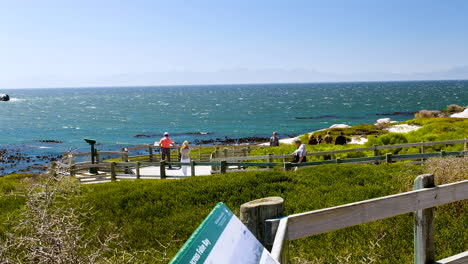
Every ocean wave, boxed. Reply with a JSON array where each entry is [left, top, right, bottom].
[[8, 98, 26, 102]]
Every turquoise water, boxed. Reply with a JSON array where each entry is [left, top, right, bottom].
[[1, 80, 467, 156]]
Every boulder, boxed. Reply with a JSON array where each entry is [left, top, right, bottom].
[[0, 94, 9, 101], [329, 124, 350, 129]]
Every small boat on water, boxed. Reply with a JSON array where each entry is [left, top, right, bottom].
[[0, 94, 10, 101]]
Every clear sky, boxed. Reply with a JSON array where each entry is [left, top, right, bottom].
[[1, 0, 468, 88]]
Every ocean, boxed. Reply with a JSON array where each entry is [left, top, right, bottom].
[[1, 80, 467, 174]]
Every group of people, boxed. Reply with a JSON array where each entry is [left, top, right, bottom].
[[308, 131, 347, 146], [155, 130, 349, 176], [269, 131, 348, 164]]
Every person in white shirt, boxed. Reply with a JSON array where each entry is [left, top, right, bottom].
[[292, 139, 307, 163]]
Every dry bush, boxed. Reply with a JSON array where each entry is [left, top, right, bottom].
[[446, 104, 465, 113], [415, 110, 442, 119], [0, 164, 169, 264], [424, 156, 468, 185]]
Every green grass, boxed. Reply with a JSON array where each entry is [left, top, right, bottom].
[[3, 164, 466, 263]]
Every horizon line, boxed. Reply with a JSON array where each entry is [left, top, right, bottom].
[[2, 78, 468, 90]]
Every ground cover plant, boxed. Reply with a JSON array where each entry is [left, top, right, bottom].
[[1, 158, 466, 263]]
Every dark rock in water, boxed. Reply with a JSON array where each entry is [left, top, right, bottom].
[[192, 136, 271, 145], [0, 94, 9, 101], [34, 139, 64, 143], [295, 115, 340, 120], [376, 111, 416, 116], [134, 134, 157, 138]]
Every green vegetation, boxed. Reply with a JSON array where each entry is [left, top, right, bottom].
[[1, 160, 466, 263], [249, 117, 468, 160]]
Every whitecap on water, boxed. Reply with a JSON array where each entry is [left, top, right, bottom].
[[8, 98, 26, 102]]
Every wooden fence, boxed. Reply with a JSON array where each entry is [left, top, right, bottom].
[[242, 174, 468, 263], [211, 138, 468, 162], [67, 149, 467, 182], [65, 138, 467, 180]]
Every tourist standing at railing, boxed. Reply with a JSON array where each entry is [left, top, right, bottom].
[[270, 132, 279, 146], [157, 132, 174, 169], [180, 141, 191, 176]]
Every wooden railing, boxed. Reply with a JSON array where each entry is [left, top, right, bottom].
[[67, 150, 467, 181], [64, 138, 467, 180], [247, 174, 468, 263], [211, 138, 468, 162]]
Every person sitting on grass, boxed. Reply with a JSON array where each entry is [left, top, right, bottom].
[[335, 132, 347, 145], [308, 134, 318, 145], [292, 139, 307, 163], [317, 134, 323, 144], [324, 131, 333, 144]]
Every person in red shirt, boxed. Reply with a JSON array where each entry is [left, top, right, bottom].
[[158, 132, 174, 169]]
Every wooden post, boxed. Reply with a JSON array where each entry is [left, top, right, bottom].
[[220, 160, 227, 174], [240, 197, 284, 247], [190, 161, 196, 176], [121, 148, 129, 174], [464, 137, 468, 152], [243, 148, 248, 157], [268, 153, 274, 168], [336, 158, 341, 164], [420, 141, 425, 163], [224, 148, 229, 159], [136, 162, 141, 179], [414, 174, 435, 264], [160, 160, 166, 179], [95, 151, 100, 164], [148, 145, 154, 162], [373, 145, 379, 156], [386, 153, 393, 163], [284, 162, 292, 171], [373, 145, 379, 164], [440, 150, 446, 157], [69, 154, 76, 177], [110, 162, 116, 182], [330, 153, 336, 160]]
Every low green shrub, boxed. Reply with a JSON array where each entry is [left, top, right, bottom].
[[1, 163, 466, 263]]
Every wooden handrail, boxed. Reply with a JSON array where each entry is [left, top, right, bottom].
[[211, 139, 468, 162], [267, 180, 468, 241]]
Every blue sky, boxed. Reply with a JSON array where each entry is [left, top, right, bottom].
[[1, 0, 468, 88]]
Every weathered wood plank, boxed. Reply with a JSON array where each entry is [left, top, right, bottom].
[[98, 151, 127, 155], [282, 180, 468, 240], [414, 174, 435, 264], [435, 251, 468, 264], [271, 217, 289, 263], [376, 139, 467, 150]]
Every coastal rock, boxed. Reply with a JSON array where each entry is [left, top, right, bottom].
[[451, 108, 468, 118], [385, 124, 421, 133], [376, 118, 391, 124], [0, 94, 9, 101], [329, 124, 350, 129]]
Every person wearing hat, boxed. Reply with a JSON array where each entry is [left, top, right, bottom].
[[158, 132, 174, 169]]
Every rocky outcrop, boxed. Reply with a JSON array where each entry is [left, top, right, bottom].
[[0, 94, 9, 101]]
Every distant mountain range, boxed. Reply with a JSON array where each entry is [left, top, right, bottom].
[[2, 66, 468, 88]]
